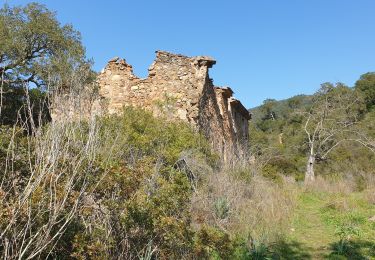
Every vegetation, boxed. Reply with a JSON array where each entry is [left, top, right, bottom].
[[250, 82, 375, 183], [0, 2, 92, 126], [287, 177, 375, 259], [1, 2, 375, 259], [247, 76, 375, 259]]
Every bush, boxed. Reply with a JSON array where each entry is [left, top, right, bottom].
[[331, 213, 362, 256], [69, 107, 216, 259], [214, 197, 230, 220], [194, 226, 233, 259], [0, 105, 216, 259]]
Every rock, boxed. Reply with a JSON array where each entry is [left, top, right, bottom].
[[177, 108, 187, 120], [109, 56, 119, 62], [111, 75, 122, 81]]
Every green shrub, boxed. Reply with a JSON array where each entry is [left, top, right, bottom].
[[214, 197, 230, 220], [70, 107, 216, 259], [331, 213, 362, 256], [194, 226, 233, 259]]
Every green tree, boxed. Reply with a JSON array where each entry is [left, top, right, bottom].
[[355, 72, 375, 110], [261, 98, 277, 121], [0, 2, 91, 125]]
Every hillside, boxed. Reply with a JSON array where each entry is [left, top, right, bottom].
[[248, 84, 375, 180], [249, 94, 313, 124]]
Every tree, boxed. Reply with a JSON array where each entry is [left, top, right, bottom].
[[302, 83, 365, 182], [0, 2, 91, 125], [355, 72, 375, 110], [261, 98, 277, 121]]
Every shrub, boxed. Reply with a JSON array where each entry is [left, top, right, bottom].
[[331, 213, 362, 256], [194, 226, 233, 259], [70, 107, 215, 259], [214, 197, 230, 220], [0, 104, 216, 259]]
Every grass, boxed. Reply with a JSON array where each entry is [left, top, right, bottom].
[[192, 170, 375, 259], [278, 188, 375, 259]]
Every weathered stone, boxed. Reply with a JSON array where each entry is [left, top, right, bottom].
[[176, 108, 187, 120], [111, 75, 122, 81], [97, 51, 251, 162], [109, 56, 119, 62], [53, 50, 251, 163]]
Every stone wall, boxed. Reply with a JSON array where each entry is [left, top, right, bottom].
[[92, 51, 250, 162]]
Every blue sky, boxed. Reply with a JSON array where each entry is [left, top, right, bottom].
[[4, 0, 375, 107]]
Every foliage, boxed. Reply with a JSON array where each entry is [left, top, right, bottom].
[[250, 80, 375, 182], [355, 72, 375, 110], [0, 2, 93, 126], [248, 238, 272, 260], [194, 226, 233, 259], [0, 119, 102, 258], [302, 83, 365, 181], [332, 215, 361, 255], [214, 197, 230, 220], [0, 106, 216, 259], [0, 2, 87, 87], [68, 107, 216, 259]]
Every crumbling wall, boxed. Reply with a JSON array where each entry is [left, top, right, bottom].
[[211, 87, 251, 162], [96, 51, 251, 162], [97, 51, 216, 124]]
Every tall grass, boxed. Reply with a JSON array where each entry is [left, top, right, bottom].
[[191, 164, 297, 247], [0, 68, 107, 259]]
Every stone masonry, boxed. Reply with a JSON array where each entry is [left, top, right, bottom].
[[96, 51, 251, 162]]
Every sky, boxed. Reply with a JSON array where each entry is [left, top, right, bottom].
[[3, 0, 375, 108]]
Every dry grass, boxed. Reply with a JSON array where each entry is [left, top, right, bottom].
[[363, 174, 375, 205], [364, 189, 375, 205], [304, 175, 355, 195], [303, 176, 357, 214], [0, 69, 109, 259], [303, 173, 375, 208], [191, 165, 297, 244], [191, 164, 375, 250]]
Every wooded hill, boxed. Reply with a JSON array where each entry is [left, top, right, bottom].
[[249, 79, 375, 182]]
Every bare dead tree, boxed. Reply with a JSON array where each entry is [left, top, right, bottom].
[[302, 83, 365, 182]]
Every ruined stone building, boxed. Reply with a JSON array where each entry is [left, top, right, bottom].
[[96, 51, 251, 162]]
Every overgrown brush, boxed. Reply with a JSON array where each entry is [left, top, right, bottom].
[[191, 164, 297, 257], [0, 97, 102, 258]]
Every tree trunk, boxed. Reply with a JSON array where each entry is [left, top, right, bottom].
[[305, 154, 315, 182]]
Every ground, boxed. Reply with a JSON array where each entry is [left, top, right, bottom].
[[276, 189, 375, 259]]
